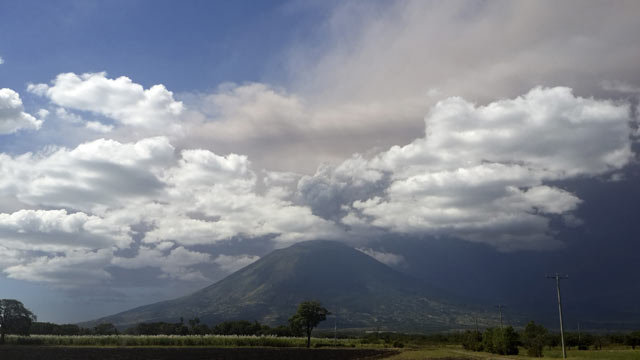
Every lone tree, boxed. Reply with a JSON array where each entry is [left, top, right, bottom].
[[289, 301, 330, 348], [0, 299, 37, 344]]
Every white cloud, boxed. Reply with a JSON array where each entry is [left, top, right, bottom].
[[0, 137, 175, 213], [357, 248, 405, 266], [213, 254, 260, 273], [4, 249, 113, 286], [0, 85, 633, 286], [182, 82, 430, 173], [0, 56, 4, 65], [143, 147, 342, 246], [85, 121, 114, 133], [0, 136, 343, 285], [28, 72, 183, 131], [112, 245, 210, 281], [0, 88, 43, 134], [0, 209, 131, 252], [332, 87, 632, 251]]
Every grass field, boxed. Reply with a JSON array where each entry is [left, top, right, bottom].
[[0, 346, 397, 360], [385, 345, 640, 359], [4, 334, 368, 348], [4, 335, 639, 359]]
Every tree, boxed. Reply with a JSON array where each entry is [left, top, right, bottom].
[[0, 299, 37, 344], [94, 323, 118, 335], [522, 321, 548, 357], [625, 331, 640, 350], [461, 330, 483, 351], [482, 326, 519, 355], [289, 301, 330, 348]]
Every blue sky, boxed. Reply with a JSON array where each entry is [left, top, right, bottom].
[[0, 0, 332, 92], [1, 0, 640, 326]]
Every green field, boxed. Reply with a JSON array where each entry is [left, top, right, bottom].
[[4, 335, 640, 359], [386, 345, 640, 360], [4, 334, 367, 348]]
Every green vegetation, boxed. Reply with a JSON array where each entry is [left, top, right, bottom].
[[3, 296, 640, 360], [0, 299, 36, 344], [288, 300, 330, 348], [521, 321, 548, 357], [3, 334, 364, 348], [482, 326, 519, 355]]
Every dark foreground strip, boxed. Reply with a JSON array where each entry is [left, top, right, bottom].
[[0, 346, 398, 360]]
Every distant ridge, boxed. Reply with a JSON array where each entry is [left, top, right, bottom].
[[85, 240, 496, 331]]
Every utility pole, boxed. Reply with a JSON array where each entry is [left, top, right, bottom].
[[496, 304, 505, 330], [577, 322, 581, 350], [547, 273, 569, 359], [334, 315, 337, 347]]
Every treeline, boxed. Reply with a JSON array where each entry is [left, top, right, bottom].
[[461, 321, 640, 357], [125, 319, 296, 337], [28, 319, 640, 354], [30, 319, 298, 337]]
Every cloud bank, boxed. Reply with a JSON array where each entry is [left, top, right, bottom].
[[2, 1, 640, 290], [0, 84, 634, 287]]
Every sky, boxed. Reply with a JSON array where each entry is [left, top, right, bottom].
[[1, 0, 640, 325]]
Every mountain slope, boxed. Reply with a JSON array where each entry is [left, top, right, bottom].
[[87, 240, 495, 331]]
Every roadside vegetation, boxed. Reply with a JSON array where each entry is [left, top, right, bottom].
[[2, 298, 640, 360]]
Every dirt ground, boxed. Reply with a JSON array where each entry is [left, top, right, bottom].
[[0, 346, 398, 360]]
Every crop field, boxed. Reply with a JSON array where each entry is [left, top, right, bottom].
[[4, 334, 368, 347], [384, 345, 640, 360], [3, 335, 640, 359], [0, 346, 397, 360]]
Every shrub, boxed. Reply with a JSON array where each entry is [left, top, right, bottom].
[[522, 321, 547, 357], [482, 327, 519, 355], [462, 330, 483, 351]]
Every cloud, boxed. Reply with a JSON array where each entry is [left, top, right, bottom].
[[112, 245, 211, 281], [0, 137, 174, 213], [0, 209, 131, 251], [292, 1, 640, 104], [0, 136, 343, 286], [85, 121, 114, 133], [213, 254, 260, 273], [181, 82, 430, 172], [323, 87, 633, 251], [142, 147, 342, 246], [357, 248, 405, 266], [28, 72, 183, 131], [4, 249, 113, 286], [0, 56, 4, 65], [0, 88, 43, 134]]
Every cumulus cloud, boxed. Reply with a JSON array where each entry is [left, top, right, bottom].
[[112, 245, 211, 281], [142, 147, 342, 246], [0, 88, 43, 134], [213, 254, 260, 273], [0, 136, 343, 286], [326, 87, 633, 251], [28, 72, 183, 131], [0, 136, 174, 213], [0, 209, 131, 252], [4, 249, 113, 286], [0, 56, 3, 64]]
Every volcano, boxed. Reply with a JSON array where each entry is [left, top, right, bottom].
[[87, 240, 495, 331]]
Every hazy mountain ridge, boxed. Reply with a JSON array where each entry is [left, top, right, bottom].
[[85, 240, 499, 331]]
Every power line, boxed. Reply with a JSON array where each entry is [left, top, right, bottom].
[[547, 273, 569, 359]]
